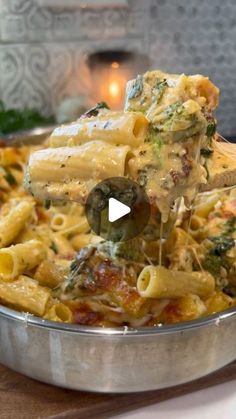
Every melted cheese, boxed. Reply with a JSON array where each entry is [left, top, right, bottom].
[[125, 69, 219, 222]]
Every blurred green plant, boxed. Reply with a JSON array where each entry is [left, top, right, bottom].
[[0, 101, 55, 135]]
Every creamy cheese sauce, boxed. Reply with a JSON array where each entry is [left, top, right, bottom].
[[125, 69, 219, 223]]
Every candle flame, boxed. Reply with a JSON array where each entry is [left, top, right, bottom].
[[108, 80, 120, 98]]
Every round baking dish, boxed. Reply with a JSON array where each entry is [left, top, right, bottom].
[[0, 305, 235, 393]]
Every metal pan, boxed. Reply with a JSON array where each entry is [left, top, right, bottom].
[[0, 305, 235, 393]]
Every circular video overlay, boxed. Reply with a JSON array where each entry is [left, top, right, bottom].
[[85, 177, 150, 242]]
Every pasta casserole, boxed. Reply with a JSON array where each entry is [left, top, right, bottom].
[[0, 69, 235, 327]]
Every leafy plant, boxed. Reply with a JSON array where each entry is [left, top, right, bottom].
[[0, 101, 55, 135]]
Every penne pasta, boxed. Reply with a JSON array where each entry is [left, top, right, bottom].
[[15, 224, 53, 247], [0, 240, 47, 280], [50, 213, 89, 237], [34, 259, 69, 288], [0, 67, 234, 329], [194, 193, 220, 218], [0, 275, 50, 316], [50, 111, 148, 148], [50, 213, 82, 231], [205, 291, 234, 315], [44, 303, 73, 323], [137, 265, 215, 299], [160, 294, 207, 323], [70, 233, 102, 250], [25, 142, 131, 202], [51, 234, 75, 257], [164, 228, 197, 253], [0, 147, 21, 167], [0, 200, 35, 248]]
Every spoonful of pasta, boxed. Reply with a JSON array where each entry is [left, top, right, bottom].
[[24, 69, 236, 230]]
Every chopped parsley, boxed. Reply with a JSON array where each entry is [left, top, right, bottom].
[[206, 121, 216, 137], [209, 236, 234, 256], [44, 200, 51, 209], [50, 241, 58, 254], [153, 79, 168, 103], [145, 126, 159, 142], [153, 137, 162, 159], [202, 253, 230, 278], [70, 259, 79, 274], [164, 101, 183, 118], [200, 148, 213, 158], [127, 75, 143, 100], [224, 216, 236, 235], [4, 170, 17, 186]]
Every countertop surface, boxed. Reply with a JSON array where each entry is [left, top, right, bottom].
[[116, 379, 236, 419], [0, 362, 235, 419]]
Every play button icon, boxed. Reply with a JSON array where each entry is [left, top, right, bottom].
[[108, 198, 131, 222], [85, 177, 150, 241]]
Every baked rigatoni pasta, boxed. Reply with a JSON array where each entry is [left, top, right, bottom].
[[25, 69, 236, 224], [0, 200, 35, 248], [34, 259, 69, 288], [0, 141, 235, 326], [0, 240, 46, 280], [50, 111, 148, 147], [0, 275, 50, 316], [70, 233, 102, 250], [25, 142, 131, 202], [44, 303, 73, 323], [0, 68, 235, 329], [137, 265, 215, 299], [0, 147, 21, 167]]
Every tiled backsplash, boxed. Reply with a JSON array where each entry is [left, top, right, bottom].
[[0, 0, 235, 136]]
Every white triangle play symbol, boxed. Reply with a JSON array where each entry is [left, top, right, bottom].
[[108, 197, 131, 223]]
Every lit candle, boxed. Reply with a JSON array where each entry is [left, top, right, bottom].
[[88, 51, 149, 110]]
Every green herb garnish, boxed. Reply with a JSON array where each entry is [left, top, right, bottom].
[[224, 216, 236, 235], [113, 241, 144, 262], [209, 236, 234, 256], [70, 259, 79, 273], [153, 137, 162, 159], [200, 148, 213, 158], [153, 79, 168, 103], [82, 102, 110, 118], [165, 101, 183, 117], [202, 254, 230, 278], [44, 200, 51, 209], [4, 170, 17, 186], [128, 75, 143, 100], [206, 121, 216, 137], [50, 241, 58, 254]]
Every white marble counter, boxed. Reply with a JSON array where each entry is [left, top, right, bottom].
[[116, 379, 236, 419]]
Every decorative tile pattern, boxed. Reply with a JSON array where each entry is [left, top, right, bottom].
[[0, 0, 235, 136], [149, 0, 236, 136], [0, 0, 146, 42], [0, 38, 146, 115]]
